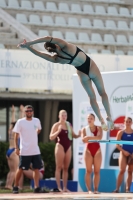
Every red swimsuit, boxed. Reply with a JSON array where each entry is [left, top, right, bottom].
[[56, 129, 71, 153], [87, 126, 100, 157]]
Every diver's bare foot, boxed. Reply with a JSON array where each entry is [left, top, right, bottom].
[[100, 118, 108, 131], [100, 119, 108, 131], [106, 117, 114, 130], [88, 191, 93, 194]]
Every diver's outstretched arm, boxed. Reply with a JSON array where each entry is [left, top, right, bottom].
[[18, 36, 68, 49], [26, 46, 57, 63]]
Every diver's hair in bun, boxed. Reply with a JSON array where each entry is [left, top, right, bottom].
[[44, 42, 56, 49]]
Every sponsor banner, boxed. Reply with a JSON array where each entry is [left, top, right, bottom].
[[0, 49, 75, 93], [0, 49, 133, 92], [105, 116, 125, 169], [90, 54, 133, 72], [73, 71, 133, 188]]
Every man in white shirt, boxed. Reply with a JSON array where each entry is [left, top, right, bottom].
[[12, 105, 46, 193]]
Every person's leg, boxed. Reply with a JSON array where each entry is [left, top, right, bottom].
[[77, 71, 104, 124], [18, 169, 33, 189], [114, 152, 127, 192], [55, 144, 65, 191], [39, 172, 43, 180], [23, 169, 34, 179], [5, 159, 12, 189], [32, 154, 43, 189], [62, 147, 71, 192], [89, 60, 114, 129], [18, 173, 24, 190], [19, 169, 43, 189], [5, 152, 19, 189], [14, 156, 31, 188], [126, 165, 133, 192], [93, 150, 102, 193], [5, 174, 11, 189], [84, 150, 93, 193], [14, 168, 23, 187], [33, 169, 40, 188]]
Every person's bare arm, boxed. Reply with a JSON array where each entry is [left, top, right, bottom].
[[87, 126, 103, 141], [14, 133, 20, 155], [49, 123, 61, 141], [18, 36, 68, 49], [82, 126, 102, 143], [72, 128, 81, 139], [116, 130, 130, 156], [37, 129, 41, 134], [11, 105, 15, 122], [19, 105, 25, 118], [9, 105, 16, 132], [116, 130, 124, 152], [95, 126, 103, 140], [26, 46, 58, 63], [81, 128, 87, 143]]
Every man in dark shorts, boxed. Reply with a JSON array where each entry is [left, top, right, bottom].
[[12, 105, 47, 193]]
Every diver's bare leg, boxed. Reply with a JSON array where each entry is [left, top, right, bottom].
[[89, 60, 114, 130], [77, 71, 108, 131]]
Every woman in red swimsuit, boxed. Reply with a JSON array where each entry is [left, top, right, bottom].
[[82, 113, 103, 194], [49, 110, 81, 192]]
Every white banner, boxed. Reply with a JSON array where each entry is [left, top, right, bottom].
[[0, 49, 75, 93], [90, 54, 133, 72], [0, 49, 133, 93]]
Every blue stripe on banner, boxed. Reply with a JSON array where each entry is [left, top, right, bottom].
[[0, 74, 21, 77], [89, 140, 133, 145], [127, 68, 133, 70]]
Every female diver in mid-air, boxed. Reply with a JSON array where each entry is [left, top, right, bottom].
[[17, 37, 114, 131]]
